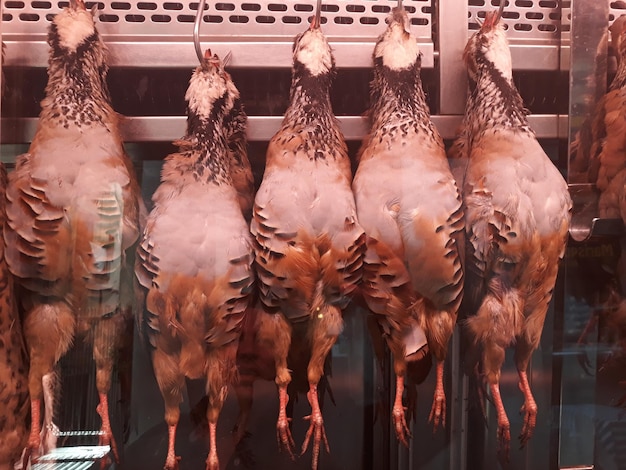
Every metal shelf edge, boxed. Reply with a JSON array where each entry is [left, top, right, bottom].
[[1, 114, 568, 144]]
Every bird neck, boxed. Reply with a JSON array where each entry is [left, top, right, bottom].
[[41, 46, 115, 129], [282, 69, 344, 159], [369, 60, 440, 142], [179, 113, 232, 185], [464, 65, 532, 138]]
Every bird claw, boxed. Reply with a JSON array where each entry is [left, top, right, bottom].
[[518, 401, 537, 448], [164, 454, 181, 470], [428, 392, 446, 433], [392, 405, 411, 447], [301, 412, 330, 470], [205, 449, 219, 470], [276, 416, 296, 459], [98, 428, 119, 466], [496, 422, 511, 462]]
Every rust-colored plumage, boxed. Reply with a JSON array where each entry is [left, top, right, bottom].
[[3, 0, 145, 464], [135, 50, 254, 470], [250, 15, 365, 470], [452, 6, 572, 458], [353, 6, 463, 444], [0, 164, 29, 469]]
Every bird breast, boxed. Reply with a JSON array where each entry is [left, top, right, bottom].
[[143, 182, 252, 288]]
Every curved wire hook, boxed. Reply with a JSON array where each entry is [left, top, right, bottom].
[[193, 0, 207, 64], [314, 0, 322, 28]]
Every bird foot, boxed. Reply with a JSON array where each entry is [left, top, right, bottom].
[[97, 404, 119, 465], [276, 416, 295, 459], [392, 404, 411, 447], [205, 449, 219, 470], [428, 391, 446, 433], [164, 454, 181, 470], [301, 410, 330, 470], [519, 400, 537, 447], [496, 422, 511, 462], [22, 428, 43, 468]]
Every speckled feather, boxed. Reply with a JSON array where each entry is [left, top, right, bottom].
[[353, 7, 463, 437], [454, 12, 571, 452], [0, 164, 29, 468], [3, 3, 146, 463], [250, 23, 365, 467], [134, 55, 254, 470]]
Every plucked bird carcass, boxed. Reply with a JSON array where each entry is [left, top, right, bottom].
[[450, 5, 572, 457], [3, 0, 145, 463], [0, 163, 30, 469], [250, 9, 365, 470], [134, 50, 255, 470], [353, 6, 463, 444]]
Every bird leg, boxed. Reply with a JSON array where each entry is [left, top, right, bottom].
[[302, 383, 330, 470], [489, 383, 510, 461], [277, 384, 295, 457], [428, 361, 446, 431], [392, 375, 411, 447], [97, 393, 119, 464], [517, 370, 537, 447], [205, 422, 219, 470], [41, 371, 59, 454], [22, 398, 42, 468], [164, 424, 180, 470]]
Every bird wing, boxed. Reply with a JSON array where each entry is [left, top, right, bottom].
[[137, 181, 254, 351], [252, 140, 364, 320]]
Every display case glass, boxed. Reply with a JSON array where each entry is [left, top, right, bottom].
[[1, 1, 625, 469]]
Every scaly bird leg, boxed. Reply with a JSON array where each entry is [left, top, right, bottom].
[[205, 422, 219, 470], [517, 370, 537, 447], [428, 361, 446, 431], [393, 375, 411, 447], [490, 383, 510, 461], [22, 398, 42, 468], [277, 384, 295, 458], [302, 383, 330, 470], [40, 372, 59, 454], [165, 424, 180, 470], [97, 393, 119, 466]]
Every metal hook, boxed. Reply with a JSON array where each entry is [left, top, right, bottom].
[[398, 0, 403, 8], [193, 0, 207, 64], [314, 0, 322, 28]]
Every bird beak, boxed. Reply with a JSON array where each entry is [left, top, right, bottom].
[[69, 0, 86, 10], [310, 0, 322, 30], [482, 1, 505, 30]]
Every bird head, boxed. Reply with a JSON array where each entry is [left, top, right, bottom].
[[292, 14, 334, 77], [185, 49, 239, 121], [50, 0, 99, 54], [463, 3, 512, 83], [374, 6, 420, 71]]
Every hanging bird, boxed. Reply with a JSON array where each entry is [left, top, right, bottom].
[[225, 92, 255, 222], [587, 15, 626, 218], [353, 5, 463, 444], [0, 164, 30, 470], [135, 50, 255, 470], [452, 4, 572, 458], [3, 0, 145, 464], [250, 8, 365, 470]]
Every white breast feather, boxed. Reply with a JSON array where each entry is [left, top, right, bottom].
[[375, 23, 419, 71], [54, 9, 96, 52], [185, 69, 233, 118], [485, 27, 513, 81], [295, 29, 333, 76]]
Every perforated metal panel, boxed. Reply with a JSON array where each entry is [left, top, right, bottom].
[[468, 0, 561, 42], [1, 0, 432, 39]]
